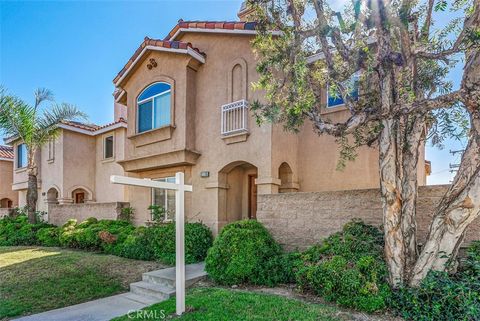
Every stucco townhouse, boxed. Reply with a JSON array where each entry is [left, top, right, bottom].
[[0, 145, 18, 215], [4, 106, 128, 215], [109, 4, 428, 233], [3, 3, 429, 233]]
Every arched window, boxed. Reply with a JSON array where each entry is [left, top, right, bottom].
[[137, 82, 171, 133]]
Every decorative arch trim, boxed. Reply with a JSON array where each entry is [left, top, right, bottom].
[[66, 185, 94, 201], [227, 58, 248, 102]]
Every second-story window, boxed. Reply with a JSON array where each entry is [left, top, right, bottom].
[[17, 143, 27, 169], [327, 73, 360, 108], [48, 139, 55, 161], [104, 135, 114, 159], [137, 82, 171, 133]]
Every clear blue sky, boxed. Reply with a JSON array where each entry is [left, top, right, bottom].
[[0, 0, 466, 184]]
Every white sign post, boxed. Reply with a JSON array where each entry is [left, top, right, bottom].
[[110, 172, 192, 316]]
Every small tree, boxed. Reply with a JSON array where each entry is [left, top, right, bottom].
[[0, 88, 86, 224], [250, 0, 480, 286]]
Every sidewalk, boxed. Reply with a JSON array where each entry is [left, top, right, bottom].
[[13, 292, 157, 321]]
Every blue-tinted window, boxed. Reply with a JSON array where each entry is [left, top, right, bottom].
[[137, 83, 171, 133], [327, 74, 359, 108], [17, 144, 27, 168]]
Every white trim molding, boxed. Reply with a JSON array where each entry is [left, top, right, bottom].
[[168, 28, 282, 41], [114, 45, 205, 87]]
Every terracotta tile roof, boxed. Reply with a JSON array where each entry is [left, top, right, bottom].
[[165, 20, 258, 40], [96, 118, 127, 131], [60, 120, 100, 131], [60, 118, 127, 133], [0, 145, 14, 159], [113, 37, 205, 84]]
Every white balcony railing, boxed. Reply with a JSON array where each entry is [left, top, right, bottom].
[[221, 99, 249, 136]]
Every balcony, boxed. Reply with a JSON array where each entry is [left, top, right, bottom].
[[221, 100, 249, 136]]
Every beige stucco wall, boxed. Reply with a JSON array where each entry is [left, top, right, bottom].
[[48, 202, 130, 226], [10, 126, 127, 213], [0, 159, 18, 207], [115, 31, 428, 233], [257, 185, 478, 251], [94, 127, 127, 202]]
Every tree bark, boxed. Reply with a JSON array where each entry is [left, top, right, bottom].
[[400, 116, 424, 280], [410, 27, 480, 285], [380, 120, 406, 287], [26, 173, 38, 224], [26, 148, 38, 224]]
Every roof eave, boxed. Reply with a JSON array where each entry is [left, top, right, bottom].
[[114, 45, 205, 87], [168, 28, 282, 41]]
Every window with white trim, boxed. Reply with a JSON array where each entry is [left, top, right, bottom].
[[137, 82, 171, 133], [48, 139, 55, 161], [104, 135, 114, 159], [151, 177, 176, 221], [327, 73, 360, 108]]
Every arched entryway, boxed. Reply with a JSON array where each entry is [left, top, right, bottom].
[[46, 187, 59, 204], [72, 188, 88, 204], [278, 162, 298, 193], [218, 161, 258, 222], [0, 198, 12, 208]]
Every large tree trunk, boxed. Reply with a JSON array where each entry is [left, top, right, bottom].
[[410, 30, 480, 286], [26, 148, 38, 224], [380, 119, 405, 287], [400, 116, 425, 280], [26, 172, 38, 224]]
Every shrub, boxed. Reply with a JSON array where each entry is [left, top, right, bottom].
[[392, 241, 480, 321], [59, 218, 134, 251], [147, 222, 213, 264], [118, 207, 134, 223], [119, 227, 156, 260], [257, 251, 303, 286], [0, 215, 51, 246], [205, 220, 282, 286], [37, 227, 61, 247], [295, 220, 391, 312]]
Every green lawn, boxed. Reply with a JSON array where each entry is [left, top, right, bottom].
[[0, 246, 166, 320], [112, 287, 342, 321]]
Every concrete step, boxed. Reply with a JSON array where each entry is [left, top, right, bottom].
[[142, 262, 207, 288], [120, 292, 160, 305], [129, 281, 175, 300]]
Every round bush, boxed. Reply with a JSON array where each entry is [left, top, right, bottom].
[[119, 227, 156, 260], [205, 220, 282, 286], [295, 220, 391, 312], [37, 227, 61, 247], [150, 222, 213, 264], [0, 215, 51, 246]]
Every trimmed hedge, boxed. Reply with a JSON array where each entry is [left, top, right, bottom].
[[118, 223, 213, 264], [0, 215, 53, 246], [296, 220, 391, 312], [0, 215, 213, 265], [205, 220, 288, 286]]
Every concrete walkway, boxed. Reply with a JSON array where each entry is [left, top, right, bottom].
[[13, 293, 155, 321], [14, 262, 207, 321]]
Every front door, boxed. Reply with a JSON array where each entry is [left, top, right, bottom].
[[75, 192, 85, 204], [248, 174, 257, 219]]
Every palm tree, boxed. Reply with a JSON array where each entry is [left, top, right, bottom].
[[0, 87, 86, 223]]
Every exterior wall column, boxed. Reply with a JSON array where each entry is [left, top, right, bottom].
[[205, 180, 229, 235], [57, 198, 74, 205], [255, 177, 281, 195]]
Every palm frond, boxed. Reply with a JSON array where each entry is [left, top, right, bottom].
[[35, 103, 88, 145], [34, 88, 54, 109], [0, 90, 36, 144]]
